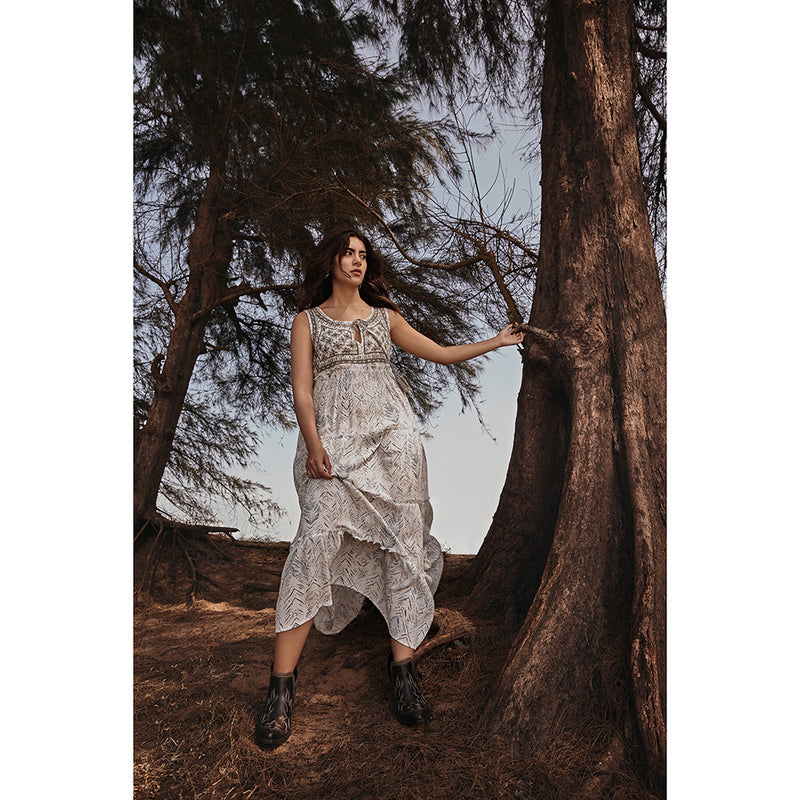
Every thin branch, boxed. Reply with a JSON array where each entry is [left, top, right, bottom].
[[463, 279, 497, 305], [429, 211, 486, 252], [230, 231, 270, 243], [461, 123, 489, 248], [637, 78, 667, 133], [479, 221, 540, 262], [191, 282, 301, 321], [484, 249, 523, 324], [134, 258, 179, 314], [635, 22, 666, 32], [336, 180, 484, 271], [636, 34, 666, 60]]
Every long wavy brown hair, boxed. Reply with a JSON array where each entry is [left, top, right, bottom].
[[296, 228, 401, 312]]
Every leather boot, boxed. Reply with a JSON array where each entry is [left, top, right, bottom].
[[254, 666, 297, 749], [387, 654, 432, 725]]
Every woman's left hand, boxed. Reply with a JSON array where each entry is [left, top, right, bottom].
[[494, 324, 525, 348]]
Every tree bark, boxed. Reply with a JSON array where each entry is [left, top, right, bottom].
[[461, 361, 569, 621], [465, 0, 666, 783], [134, 170, 233, 523]]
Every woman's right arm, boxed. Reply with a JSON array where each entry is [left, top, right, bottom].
[[290, 313, 332, 479]]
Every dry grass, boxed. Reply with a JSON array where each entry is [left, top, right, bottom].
[[134, 545, 660, 800]]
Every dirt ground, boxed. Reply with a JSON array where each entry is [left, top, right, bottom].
[[134, 537, 654, 799]]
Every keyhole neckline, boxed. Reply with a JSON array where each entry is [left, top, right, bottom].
[[314, 305, 376, 325]]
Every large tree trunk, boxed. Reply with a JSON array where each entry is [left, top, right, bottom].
[[134, 171, 232, 523], [464, 0, 666, 784]]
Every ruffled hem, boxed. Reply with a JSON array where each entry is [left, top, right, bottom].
[[275, 525, 443, 650]]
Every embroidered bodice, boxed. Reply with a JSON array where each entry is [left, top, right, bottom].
[[304, 305, 392, 375]]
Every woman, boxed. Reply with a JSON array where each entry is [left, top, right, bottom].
[[255, 228, 523, 748]]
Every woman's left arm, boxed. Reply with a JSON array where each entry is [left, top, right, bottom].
[[388, 310, 523, 364]]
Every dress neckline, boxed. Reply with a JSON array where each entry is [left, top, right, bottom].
[[314, 305, 376, 324]]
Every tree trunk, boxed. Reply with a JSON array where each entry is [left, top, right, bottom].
[[461, 363, 569, 621], [134, 171, 233, 523], [465, 0, 666, 783]]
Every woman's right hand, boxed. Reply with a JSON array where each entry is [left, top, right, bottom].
[[306, 443, 333, 479]]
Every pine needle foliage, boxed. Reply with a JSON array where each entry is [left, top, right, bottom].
[[134, 0, 498, 525], [134, 0, 664, 528], [369, 0, 666, 278]]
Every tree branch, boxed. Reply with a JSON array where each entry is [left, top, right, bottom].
[[190, 282, 300, 321], [339, 179, 536, 326], [336, 180, 484, 271], [134, 258, 179, 314], [230, 231, 269, 242], [635, 34, 666, 60], [511, 323, 572, 367], [636, 78, 666, 133], [479, 222, 540, 262], [485, 249, 523, 324]]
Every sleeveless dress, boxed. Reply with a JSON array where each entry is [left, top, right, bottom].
[[274, 305, 443, 650]]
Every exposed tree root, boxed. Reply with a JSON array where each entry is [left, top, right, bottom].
[[242, 580, 280, 594], [414, 629, 477, 664], [175, 534, 199, 607], [134, 520, 150, 545], [414, 607, 478, 665], [134, 512, 238, 606], [136, 519, 166, 601], [228, 538, 281, 550]]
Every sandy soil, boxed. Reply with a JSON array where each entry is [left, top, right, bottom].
[[134, 537, 651, 799]]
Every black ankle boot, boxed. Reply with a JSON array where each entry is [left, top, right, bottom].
[[387, 654, 432, 725], [255, 666, 298, 749]]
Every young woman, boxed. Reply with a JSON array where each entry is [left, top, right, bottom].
[[255, 228, 523, 748]]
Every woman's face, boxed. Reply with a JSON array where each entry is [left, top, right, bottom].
[[332, 236, 367, 287]]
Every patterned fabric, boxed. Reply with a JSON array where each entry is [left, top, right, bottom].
[[275, 305, 443, 649]]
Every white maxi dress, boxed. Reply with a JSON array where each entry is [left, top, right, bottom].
[[274, 305, 443, 649]]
